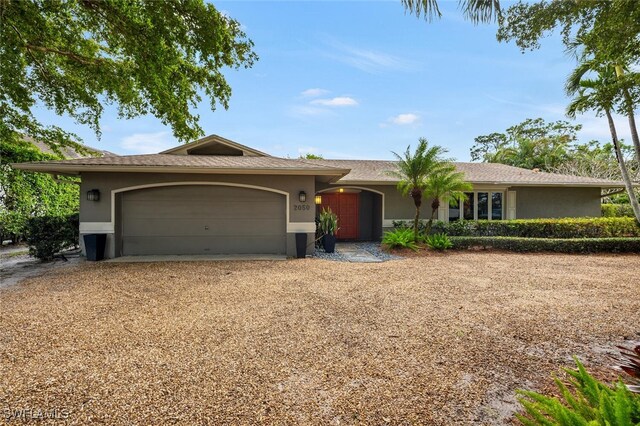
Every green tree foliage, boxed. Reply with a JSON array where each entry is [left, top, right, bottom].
[[401, 0, 501, 24], [496, 1, 640, 162], [470, 118, 581, 171], [300, 153, 324, 160], [0, 140, 79, 242], [0, 0, 257, 151], [423, 165, 472, 232], [564, 57, 640, 223], [389, 138, 451, 242]]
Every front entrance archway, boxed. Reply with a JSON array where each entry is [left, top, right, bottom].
[[316, 188, 383, 241]]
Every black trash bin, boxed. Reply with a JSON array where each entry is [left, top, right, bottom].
[[84, 233, 107, 261], [295, 232, 308, 259]]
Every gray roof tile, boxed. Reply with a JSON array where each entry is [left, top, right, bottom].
[[305, 159, 625, 186]]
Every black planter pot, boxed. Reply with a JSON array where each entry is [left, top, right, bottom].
[[295, 232, 308, 259], [84, 233, 107, 261], [323, 234, 336, 253]]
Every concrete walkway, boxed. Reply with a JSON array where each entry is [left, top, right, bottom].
[[106, 254, 287, 263], [335, 243, 383, 263]]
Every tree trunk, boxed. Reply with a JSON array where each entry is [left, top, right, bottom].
[[624, 96, 640, 162], [606, 108, 640, 224], [413, 205, 421, 242], [427, 198, 440, 235], [615, 65, 640, 162]]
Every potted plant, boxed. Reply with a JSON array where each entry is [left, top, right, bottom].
[[318, 207, 339, 253]]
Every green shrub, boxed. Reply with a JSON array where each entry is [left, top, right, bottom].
[[392, 219, 427, 233], [318, 207, 338, 236], [431, 217, 640, 238], [450, 236, 640, 253], [25, 213, 79, 261], [382, 228, 419, 251], [425, 233, 453, 251], [517, 358, 640, 425], [602, 203, 635, 218]]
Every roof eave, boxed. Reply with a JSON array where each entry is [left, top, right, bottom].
[[333, 179, 630, 188], [11, 163, 351, 177]]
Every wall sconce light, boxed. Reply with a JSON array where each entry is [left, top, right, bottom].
[[339, 188, 344, 193], [87, 189, 100, 202], [299, 191, 307, 202], [315, 195, 322, 205]]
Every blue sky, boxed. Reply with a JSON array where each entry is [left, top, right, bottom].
[[33, 1, 630, 161]]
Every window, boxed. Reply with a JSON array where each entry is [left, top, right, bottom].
[[449, 191, 504, 222], [463, 192, 475, 220], [449, 198, 460, 221], [492, 192, 503, 220], [477, 192, 489, 220]]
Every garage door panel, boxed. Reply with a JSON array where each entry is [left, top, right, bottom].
[[122, 200, 283, 220], [120, 185, 286, 255], [123, 218, 285, 237]]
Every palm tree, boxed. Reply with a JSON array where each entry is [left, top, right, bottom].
[[423, 165, 473, 233], [566, 38, 640, 164], [566, 62, 640, 223], [401, 0, 501, 24], [389, 138, 448, 241]]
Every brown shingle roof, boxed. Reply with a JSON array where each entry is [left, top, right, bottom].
[[13, 154, 349, 176], [305, 159, 626, 187]]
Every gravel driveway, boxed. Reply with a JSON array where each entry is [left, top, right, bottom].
[[1, 253, 638, 425]]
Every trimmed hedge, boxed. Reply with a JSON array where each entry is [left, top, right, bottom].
[[430, 217, 640, 238], [450, 236, 640, 253], [602, 203, 635, 218], [25, 213, 79, 261]]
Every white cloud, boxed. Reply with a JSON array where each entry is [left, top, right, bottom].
[[391, 113, 420, 125], [310, 96, 358, 107], [120, 131, 174, 154], [380, 113, 421, 128], [301, 88, 329, 98], [324, 38, 414, 74]]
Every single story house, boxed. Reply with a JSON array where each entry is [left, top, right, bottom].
[[13, 135, 625, 258]]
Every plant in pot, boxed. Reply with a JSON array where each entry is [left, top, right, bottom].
[[319, 207, 339, 253]]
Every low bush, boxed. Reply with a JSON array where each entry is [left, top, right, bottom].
[[382, 228, 419, 251], [392, 219, 427, 233], [430, 217, 640, 238], [450, 236, 640, 253], [602, 203, 635, 218], [425, 233, 453, 251], [517, 358, 640, 425], [25, 213, 79, 261]]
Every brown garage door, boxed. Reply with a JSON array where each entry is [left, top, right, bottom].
[[119, 185, 286, 256]]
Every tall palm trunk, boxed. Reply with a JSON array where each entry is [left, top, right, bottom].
[[606, 108, 640, 224], [428, 198, 439, 235], [614, 65, 640, 162], [411, 187, 422, 242], [413, 204, 421, 242]]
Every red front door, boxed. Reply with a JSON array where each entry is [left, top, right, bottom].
[[320, 193, 359, 240]]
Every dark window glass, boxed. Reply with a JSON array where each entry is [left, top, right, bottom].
[[463, 192, 474, 220], [492, 192, 503, 220], [449, 198, 460, 221], [477, 192, 488, 220]]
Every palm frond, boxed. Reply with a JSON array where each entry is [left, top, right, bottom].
[[400, 0, 442, 21], [401, 0, 500, 23]]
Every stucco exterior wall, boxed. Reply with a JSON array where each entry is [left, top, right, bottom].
[[79, 172, 316, 258], [512, 186, 601, 219]]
